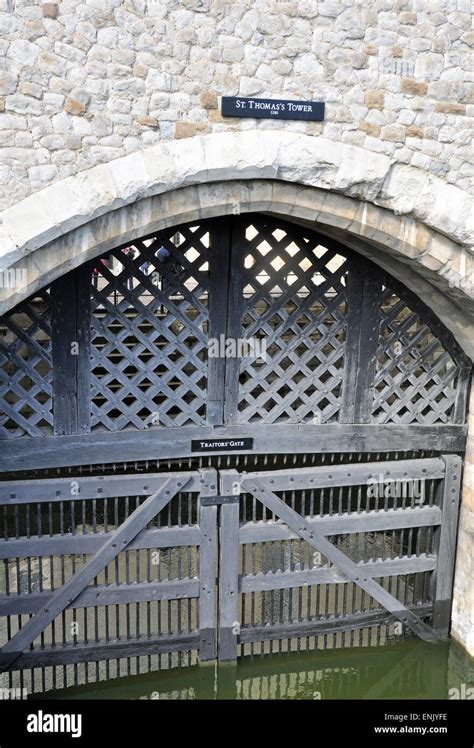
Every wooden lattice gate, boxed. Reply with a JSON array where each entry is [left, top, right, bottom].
[[217, 457, 461, 659], [0, 214, 470, 692]]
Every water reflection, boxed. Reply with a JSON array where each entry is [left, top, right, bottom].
[[45, 639, 473, 701]]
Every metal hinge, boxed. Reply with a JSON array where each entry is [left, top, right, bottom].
[[200, 494, 239, 506]]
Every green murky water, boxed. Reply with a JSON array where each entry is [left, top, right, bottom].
[[43, 639, 474, 701]]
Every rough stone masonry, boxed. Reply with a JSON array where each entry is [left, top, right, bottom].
[[0, 0, 473, 210]]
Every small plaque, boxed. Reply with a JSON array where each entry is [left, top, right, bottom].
[[191, 438, 254, 453], [221, 96, 325, 121]]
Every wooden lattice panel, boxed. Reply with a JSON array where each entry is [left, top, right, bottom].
[[0, 292, 53, 438], [90, 225, 210, 431], [236, 220, 348, 424], [372, 287, 460, 424], [0, 215, 469, 446]]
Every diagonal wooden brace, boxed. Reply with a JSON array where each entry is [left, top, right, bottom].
[[243, 478, 442, 643], [0, 476, 191, 672]]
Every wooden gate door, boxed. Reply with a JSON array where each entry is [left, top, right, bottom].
[[0, 469, 219, 675], [217, 456, 462, 660]]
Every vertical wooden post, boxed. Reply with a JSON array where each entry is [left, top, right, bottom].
[[51, 264, 91, 436], [340, 260, 382, 424], [218, 469, 240, 661], [198, 468, 218, 662], [431, 454, 463, 635], [215, 660, 238, 699], [76, 264, 92, 434], [223, 219, 246, 424], [453, 365, 471, 424], [207, 219, 232, 426]]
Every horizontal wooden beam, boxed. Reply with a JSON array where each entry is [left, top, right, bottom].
[[0, 578, 199, 616], [239, 457, 445, 491], [0, 524, 201, 560], [240, 555, 436, 593], [0, 470, 201, 505], [0, 632, 200, 671], [0, 423, 466, 473], [238, 604, 433, 644], [0, 458, 444, 506], [239, 505, 442, 544]]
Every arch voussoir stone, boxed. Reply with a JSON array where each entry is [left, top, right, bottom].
[[0, 167, 472, 362], [0, 130, 472, 266]]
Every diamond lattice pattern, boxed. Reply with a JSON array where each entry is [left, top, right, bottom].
[[236, 221, 348, 424], [0, 292, 53, 438], [0, 219, 467, 440], [90, 225, 210, 431], [371, 288, 459, 424]]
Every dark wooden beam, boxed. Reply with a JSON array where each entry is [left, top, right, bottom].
[[0, 423, 466, 473], [0, 578, 199, 616], [431, 454, 463, 636], [0, 633, 199, 671], [340, 258, 383, 423], [198, 468, 218, 661], [223, 218, 246, 423], [207, 218, 231, 426], [50, 264, 91, 436], [238, 604, 433, 645]]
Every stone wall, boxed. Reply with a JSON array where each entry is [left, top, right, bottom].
[[452, 390, 474, 656], [0, 0, 473, 210]]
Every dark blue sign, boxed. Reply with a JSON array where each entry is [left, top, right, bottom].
[[221, 96, 325, 121], [191, 438, 254, 452]]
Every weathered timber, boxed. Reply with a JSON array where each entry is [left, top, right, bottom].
[[242, 476, 443, 643], [238, 604, 433, 644], [218, 470, 240, 661], [239, 505, 441, 544], [0, 424, 466, 472], [0, 476, 189, 670], [431, 454, 463, 635], [198, 468, 218, 660], [0, 525, 200, 559], [240, 555, 436, 592], [0, 578, 199, 616]]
